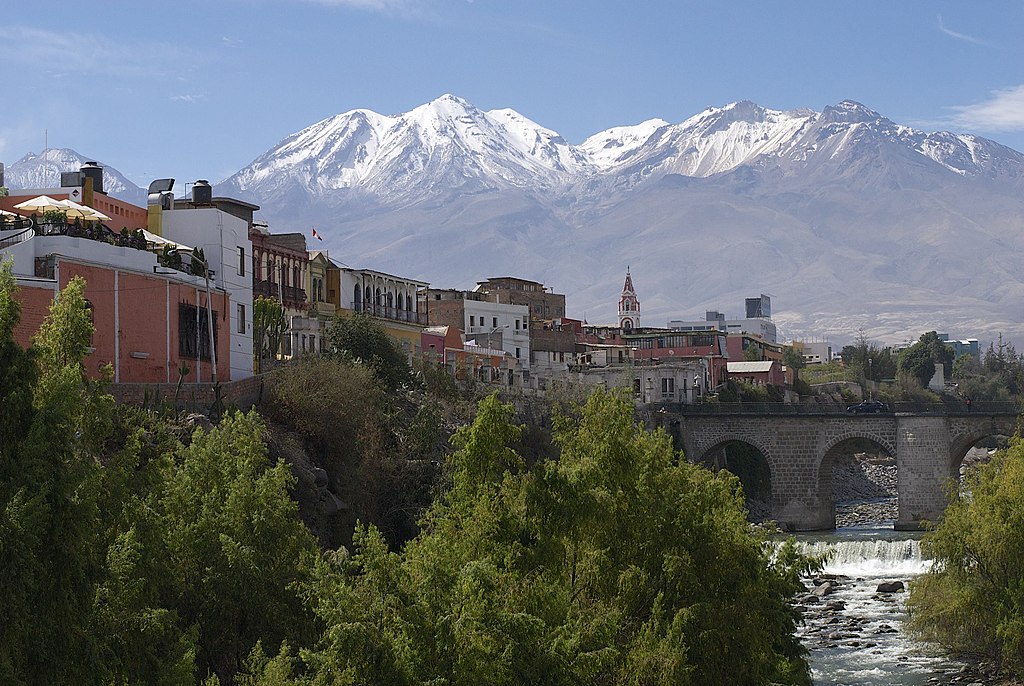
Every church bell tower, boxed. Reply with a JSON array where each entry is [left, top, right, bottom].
[[618, 267, 640, 331]]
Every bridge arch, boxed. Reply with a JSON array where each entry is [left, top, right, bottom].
[[697, 438, 774, 519], [816, 432, 898, 528], [947, 417, 1019, 481]]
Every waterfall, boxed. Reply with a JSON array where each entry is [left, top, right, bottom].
[[797, 538, 930, 577]]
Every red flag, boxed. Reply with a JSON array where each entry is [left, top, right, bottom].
[[311, 227, 323, 241]]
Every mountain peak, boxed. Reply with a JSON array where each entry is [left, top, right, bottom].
[[820, 100, 884, 124]]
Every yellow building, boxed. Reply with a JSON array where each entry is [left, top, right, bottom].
[[325, 260, 428, 357]]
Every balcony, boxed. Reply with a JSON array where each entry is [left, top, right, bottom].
[[254, 280, 307, 306], [310, 300, 336, 318], [350, 300, 426, 325]]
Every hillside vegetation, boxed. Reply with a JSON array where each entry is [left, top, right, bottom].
[[1, 263, 813, 685]]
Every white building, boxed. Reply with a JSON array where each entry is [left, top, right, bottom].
[[463, 298, 531, 375], [163, 186, 255, 380], [668, 309, 777, 344]]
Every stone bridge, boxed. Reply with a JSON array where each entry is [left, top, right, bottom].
[[667, 403, 1020, 530]]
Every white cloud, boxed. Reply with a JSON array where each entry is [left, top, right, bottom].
[[937, 15, 988, 46], [949, 85, 1024, 131], [5, 25, 199, 79], [171, 94, 204, 104]]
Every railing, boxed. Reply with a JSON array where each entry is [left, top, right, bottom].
[[674, 401, 1023, 417], [0, 223, 35, 251], [254, 281, 307, 305], [350, 300, 426, 325]]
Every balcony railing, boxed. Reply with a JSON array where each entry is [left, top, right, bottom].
[[254, 280, 307, 305], [351, 300, 425, 325]]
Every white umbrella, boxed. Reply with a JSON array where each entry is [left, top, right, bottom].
[[0, 209, 19, 218], [142, 229, 191, 251], [58, 198, 111, 222], [13, 195, 67, 214]]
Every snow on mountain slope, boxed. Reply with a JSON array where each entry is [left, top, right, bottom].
[[5, 148, 146, 204], [579, 118, 670, 169], [223, 95, 1024, 210], [224, 94, 591, 205]]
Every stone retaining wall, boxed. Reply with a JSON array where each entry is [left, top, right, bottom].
[[108, 373, 267, 412]]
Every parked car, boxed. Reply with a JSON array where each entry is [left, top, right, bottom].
[[846, 399, 890, 414]]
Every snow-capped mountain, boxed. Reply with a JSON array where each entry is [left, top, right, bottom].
[[7, 95, 1024, 348], [214, 96, 1024, 348], [4, 149, 146, 205], [223, 94, 592, 208]]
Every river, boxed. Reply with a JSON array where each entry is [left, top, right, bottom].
[[793, 521, 992, 686]]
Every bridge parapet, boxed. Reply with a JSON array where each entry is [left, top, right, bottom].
[[674, 401, 1021, 417]]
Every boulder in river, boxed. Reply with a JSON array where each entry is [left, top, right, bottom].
[[876, 580, 905, 593]]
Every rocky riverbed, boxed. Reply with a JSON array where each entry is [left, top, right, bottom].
[[794, 539, 1006, 685]]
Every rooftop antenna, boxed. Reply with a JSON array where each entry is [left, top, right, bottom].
[[44, 128, 48, 152]]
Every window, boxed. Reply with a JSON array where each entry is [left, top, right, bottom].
[[662, 378, 675, 396], [301, 334, 307, 352], [309, 334, 315, 352], [492, 317, 498, 328], [237, 304, 246, 334], [470, 315, 475, 326], [238, 246, 245, 276], [178, 303, 217, 361], [515, 319, 520, 330], [515, 347, 520, 359]]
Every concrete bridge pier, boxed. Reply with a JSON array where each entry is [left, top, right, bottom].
[[773, 484, 834, 532], [895, 416, 953, 530]]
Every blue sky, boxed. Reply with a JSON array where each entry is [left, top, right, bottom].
[[3, 0, 1023, 187]]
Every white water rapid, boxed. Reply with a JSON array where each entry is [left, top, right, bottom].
[[792, 525, 982, 686]]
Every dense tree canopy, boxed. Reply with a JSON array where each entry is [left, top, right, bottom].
[[296, 391, 813, 685], [908, 437, 1024, 677]]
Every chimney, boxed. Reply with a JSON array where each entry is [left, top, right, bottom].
[[146, 178, 175, 237]]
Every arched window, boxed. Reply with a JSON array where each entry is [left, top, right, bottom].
[[387, 292, 394, 309], [623, 319, 633, 331], [397, 293, 404, 311], [375, 288, 381, 306], [364, 286, 371, 304], [406, 293, 413, 311], [354, 284, 361, 308]]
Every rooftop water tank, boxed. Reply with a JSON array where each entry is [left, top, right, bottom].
[[80, 162, 104, 194]]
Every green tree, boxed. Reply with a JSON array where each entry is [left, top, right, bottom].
[[840, 334, 896, 383], [326, 312, 412, 390], [160, 410, 319, 683], [907, 437, 1024, 677], [253, 296, 287, 374], [34, 275, 94, 372], [898, 331, 954, 389], [302, 391, 812, 685], [783, 345, 806, 382], [0, 266, 107, 684]]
